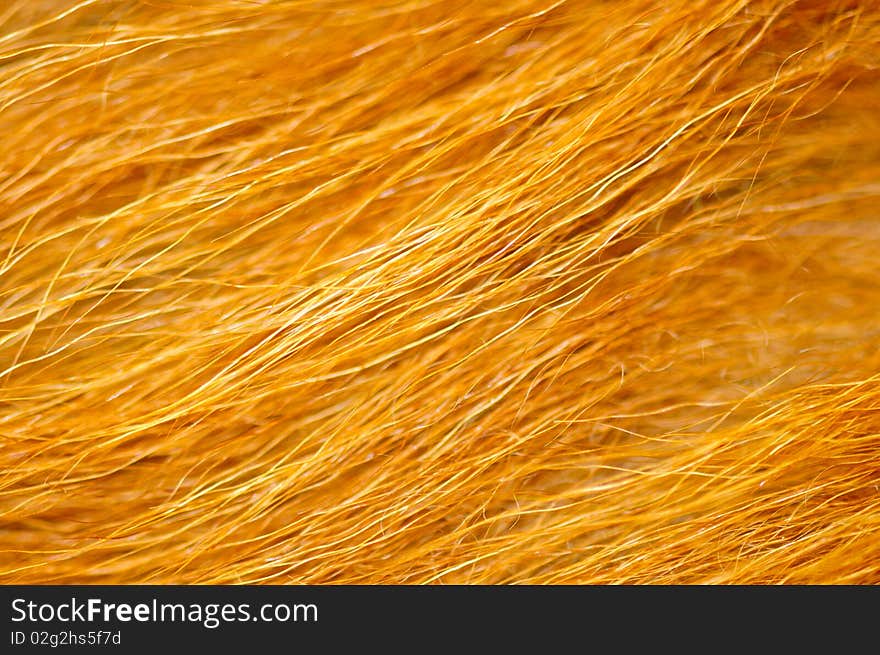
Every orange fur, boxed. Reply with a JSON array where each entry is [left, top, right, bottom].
[[1, 0, 879, 583]]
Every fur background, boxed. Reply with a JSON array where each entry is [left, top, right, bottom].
[[1, 0, 878, 583]]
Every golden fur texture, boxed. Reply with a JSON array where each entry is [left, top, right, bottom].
[[1, 0, 879, 583]]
